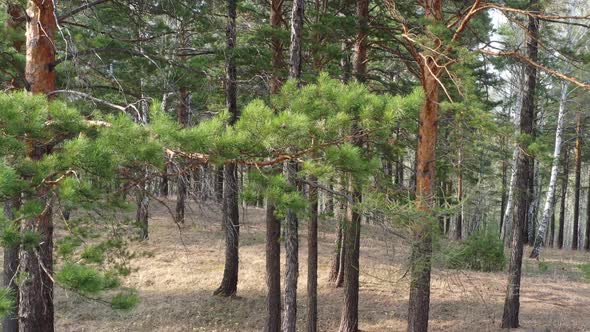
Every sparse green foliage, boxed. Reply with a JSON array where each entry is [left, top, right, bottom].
[[111, 290, 139, 310]]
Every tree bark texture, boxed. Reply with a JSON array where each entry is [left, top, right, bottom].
[[307, 176, 319, 332], [282, 162, 299, 332], [572, 111, 582, 250]]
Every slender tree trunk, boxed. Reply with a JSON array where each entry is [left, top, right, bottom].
[[502, 0, 538, 326], [265, 0, 284, 329], [453, 143, 463, 240], [307, 176, 318, 332], [572, 111, 582, 250], [549, 202, 555, 248], [339, 182, 361, 332], [282, 0, 304, 328], [3, 199, 20, 332], [176, 87, 190, 224], [19, 1, 57, 329], [264, 202, 281, 332], [214, 163, 240, 296], [530, 81, 567, 258], [500, 151, 508, 233], [329, 221, 343, 282], [282, 163, 299, 332], [558, 147, 569, 249], [215, 0, 240, 297], [339, 0, 367, 328], [136, 184, 150, 240]]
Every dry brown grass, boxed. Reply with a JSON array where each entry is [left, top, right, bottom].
[[55, 200, 590, 331]]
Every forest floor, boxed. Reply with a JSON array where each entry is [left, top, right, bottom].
[[53, 199, 590, 332]]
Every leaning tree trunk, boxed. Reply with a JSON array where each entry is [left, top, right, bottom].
[[502, 0, 538, 327], [215, 0, 240, 297], [572, 111, 582, 250], [530, 81, 567, 258], [19, 1, 57, 330], [3, 199, 20, 332]]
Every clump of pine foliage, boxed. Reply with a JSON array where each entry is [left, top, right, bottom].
[[437, 227, 506, 272]]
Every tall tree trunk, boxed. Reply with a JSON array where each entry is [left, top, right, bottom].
[[408, 58, 439, 332], [339, 182, 361, 332], [339, 0, 367, 329], [282, 0, 304, 329], [530, 81, 567, 258], [453, 142, 463, 240], [549, 201, 555, 248], [3, 199, 20, 332], [264, 202, 281, 332], [307, 176, 319, 332], [175, 87, 190, 224], [502, 0, 538, 326], [501, 68, 525, 243], [265, 0, 284, 329], [215, 0, 240, 297], [282, 163, 299, 332], [558, 147, 569, 249], [214, 163, 240, 296], [19, 1, 57, 329], [572, 111, 582, 250]]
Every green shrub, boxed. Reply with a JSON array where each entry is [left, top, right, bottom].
[[56, 263, 109, 294], [579, 264, 590, 281], [439, 227, 505, 272], [538, 261, 550, 273], [111, 290, 139, 310]]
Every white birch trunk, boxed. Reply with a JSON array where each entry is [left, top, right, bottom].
[[530, 81, 568, 258], [501, 70, 525, 243]]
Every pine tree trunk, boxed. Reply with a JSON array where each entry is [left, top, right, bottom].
[[136, 184, 150, 240], [265, 0, 284, 328], [215, 0, 240, 296], [281, 0, 304, 328], [408, 56, 439, 332], [175, 87, 190, 224], [307, 176, 319, 332], [329, 221, 343, 282], [3, 199, 20, 332], [558, 147, 569, 249], [19, 1, 57, 329], [264, 202, 281, 332], [338, 0, 367, 328], [453, 143, 463, 241], [214, 163, 240, 296], [530, 81, 567, 258], [19, 204, 54, 332], [501, 0, 538, 326], [338, 184, 361, 332], [282, 161, 299, 332], [572, 111, 582, 250], [216, 166, 224, 203]]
